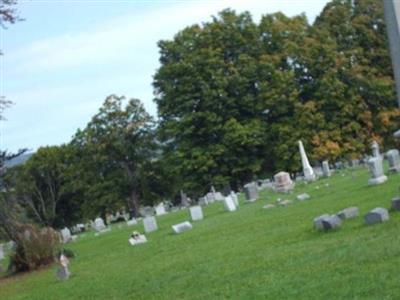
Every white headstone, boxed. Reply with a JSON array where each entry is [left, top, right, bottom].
[[223, 196, 237, 212], [143, 216, 158, 233], [322, 160, 331, 177], [367, 157, 387, 185], [172, 221, 193, 234], [230, 191, 239, 207], [93, 217, 106, 232], [244, 183, 258, 201], [155, 203, 167, 216], [274, 171, 295, 192], [387, 149, 400, 173], [60, 227, 72, 243], [198, 196, 208, 206], [129, 234, 147, 246], [298, 140, 316, 181], [0, 244, 4, 260], [126, 219, 138, 226], [189, 206, 204, 221]]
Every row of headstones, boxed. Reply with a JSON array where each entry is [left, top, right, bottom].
[[314, 198, 400, 231]]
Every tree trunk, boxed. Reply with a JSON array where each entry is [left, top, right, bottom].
[[130, 189, 141, 217]]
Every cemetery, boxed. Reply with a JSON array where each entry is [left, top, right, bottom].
[[1, 0, 400, 299], [1, 164, 400, 299]]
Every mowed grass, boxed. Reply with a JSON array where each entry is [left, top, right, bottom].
[[1, 166, 400, 299]]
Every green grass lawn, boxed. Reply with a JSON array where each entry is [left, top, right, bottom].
[[1, 166, 400, 299]]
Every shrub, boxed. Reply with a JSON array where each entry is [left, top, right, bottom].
[[10, 224, 62, 272]]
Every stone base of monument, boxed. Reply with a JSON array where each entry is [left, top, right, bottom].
[[368, 175, 388, 185]]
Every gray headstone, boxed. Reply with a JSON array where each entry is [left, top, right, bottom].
[[321, 215, 342, 230], [0, 244, 4, 261], [93, 217, 106, 232], [391, 197, 400, 211], [140, 206, 155, 217], [180, 190, 189, 207], [56, 266, 70, 281], [189, 206, 204, 221], [143, 216, 158, 233], [386, 149, 400, 173], [230, 191, 239, 207], [60, 227, 72, 243], [322, 160, 331, 177], [364, 207, 389, 225], [314, 214, 330, 230], [198, 196, 208, 206], [274, 171, 295, 193], [337, 207, 359, 220], [244, 183, 258, 201], [172, 221, 193, 234], [367, 157, 387, 185]]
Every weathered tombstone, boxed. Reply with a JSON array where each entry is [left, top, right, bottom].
[[126, 218, 137, 226], [277, 199, 292, 206], [274, 171, 295, 193], [198, 196, 208, 206], [139, 206, 155, 217], [56, 254, 70, 281], [365, 207, 389, 225], [93, 217, 106, 232], [321, 215, 342, 230], [391, 197, 400, 211], [214, 192, 224, 201], [155, 202, 167, 216], [262, 204, 275, 209], [371, 140, 381, 158], [243, 182, 258, 201], [206, 192, 215, 204], [180, 190, 190, 207], [314, 214, 330, 230], [230, 191, 239, 207], [386, 149, 400, 173], [314, 214, 341, 231], [129, 231, 147, 246], [337, 207, 359, 220], [143, 216, 158, 233], [223, 196, 237, 212], [367, 157, 388, 185], [172, 221, 193, 234], [60, 227, 72, 243], [299, 140, 316, 181], [296, 193, 310, 201], [189, 206, 204, 221], [322, 160, 331, 177]]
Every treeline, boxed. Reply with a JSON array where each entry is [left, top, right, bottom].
[[1, 0, 399, 230]]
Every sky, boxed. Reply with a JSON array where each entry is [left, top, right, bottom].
[[1, 0, 329, 153]]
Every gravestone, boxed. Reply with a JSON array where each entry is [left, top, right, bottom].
[[391, 197, 400, 211], [371, 140, 381, 158], [143, 216, 158, 233], [274, 171, 295, 192], [337, 207, 359, 220], [314, 214, 330, 230], [126, 219, 137, 226], [189, 206, 204, 221], [180, 190, 190, 207], [298, 140, 316, 181], [206, 192, 215, 203], [214, 192, 224, 201], [314, 214, 341, 231], [386, 149, 400, 173], [367, 157, 387, 185], [198, 196, 208, 206], [243, 183, 258, 201], [223, 196, 237, 212], [139, 206, 155, 217], [172, 221, 193, 234], [129, 233, 147, 246], [296, 193, 310, 201], [93, 217, 106, 232], [263, 204, 275, 209], [155, 202, 167, 216], [60, 227, 72, 243], [230, 191, 239, 207], [322, 160, 331, 177], [365, 207, 389, 225], [277, 199, 292, 206], [56, 254, 70, 281]]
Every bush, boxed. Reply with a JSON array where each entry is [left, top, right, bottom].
[[10, 224, 62, 272]]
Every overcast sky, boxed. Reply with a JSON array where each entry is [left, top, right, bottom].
[[1, 0, 329, 153]]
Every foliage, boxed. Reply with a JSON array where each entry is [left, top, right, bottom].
[[154, 3, 398, 195], [9, 224, 61, 272]]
